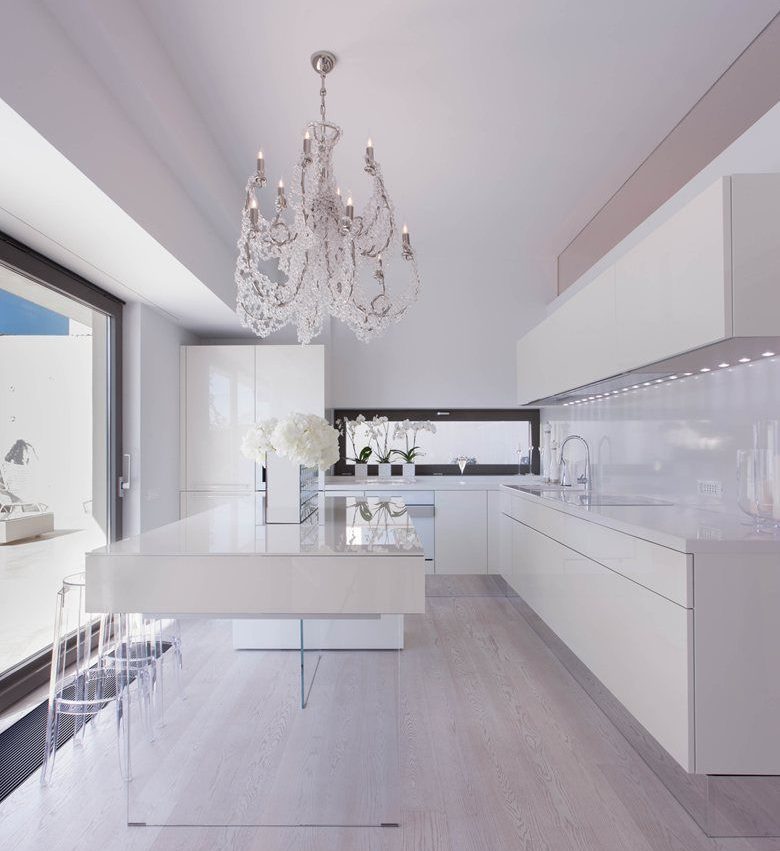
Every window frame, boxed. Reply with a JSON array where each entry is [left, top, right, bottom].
[[0, 230, 123, 714], [332, 408, 541, 477]]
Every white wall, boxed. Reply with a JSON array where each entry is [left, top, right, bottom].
[[123, 303, 198, 536], [329, 254, 548, 408]]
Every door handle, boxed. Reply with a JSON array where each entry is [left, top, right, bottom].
[[118, 453, 131, 498]]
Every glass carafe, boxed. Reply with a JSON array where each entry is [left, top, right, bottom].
[[737, 449, 775, 532]]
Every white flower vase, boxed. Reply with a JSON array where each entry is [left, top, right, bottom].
[[354, 463, 368, 481], [378, 463, 392, 480], [402, 463, 416, 482], [265, 452, 317, 524]]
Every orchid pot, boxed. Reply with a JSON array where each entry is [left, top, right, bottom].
[[402, 463, 416, 482], [378, 463, 392, 480], [354, 463, 368, 480]]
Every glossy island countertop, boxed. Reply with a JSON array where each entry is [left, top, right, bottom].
[[90, 495, 423, 557], [85, 496, 425, 616], [502, 482, 780, 554]]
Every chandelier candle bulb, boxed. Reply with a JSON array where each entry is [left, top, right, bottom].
[[277, 179, 285, 197], [402, 224, 410, 247], [303, 131, 311, 155], [256, 150, 265, 178], [249, 197, 258, 227], [346, 195, 354, 220], [366, 137, 374, 162]]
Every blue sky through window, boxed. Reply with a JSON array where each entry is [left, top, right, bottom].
[[0, 289, 68, 335]]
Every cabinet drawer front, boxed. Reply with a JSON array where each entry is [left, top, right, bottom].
[[505, 495, 691, 606], [512, 519, 693, 770]]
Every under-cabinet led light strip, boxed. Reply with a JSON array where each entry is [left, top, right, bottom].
[[560, 351, 776, 407]]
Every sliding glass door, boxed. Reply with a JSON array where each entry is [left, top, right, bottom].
[[0, 233, 121, 706]]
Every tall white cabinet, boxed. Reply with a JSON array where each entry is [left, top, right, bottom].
[[180, 344, 325, 497], [179, 344, 405, 650], [180, 346, 256, 493]]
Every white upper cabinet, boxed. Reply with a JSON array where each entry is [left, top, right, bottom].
[[517, 267, 616, 403], [730, 173, 780, 337], [614, 178, 730, 368], [517, 175, 780, 404], [182, 346, 256, 492]]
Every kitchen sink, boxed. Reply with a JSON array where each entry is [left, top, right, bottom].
[[504, 483, 585, 494], [565, 493, 673, 507], [504, 484, 672, 507]]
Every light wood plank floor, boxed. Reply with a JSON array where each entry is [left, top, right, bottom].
[[2, 576, 780, 851]]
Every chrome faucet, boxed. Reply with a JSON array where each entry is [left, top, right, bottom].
[[559, 435, 591, 491]]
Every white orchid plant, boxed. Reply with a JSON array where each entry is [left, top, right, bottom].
[[366, 415, 393, 464], [335, 414, 372, 464], [241, 413, 340, 471], [392, 419, 436, 463]]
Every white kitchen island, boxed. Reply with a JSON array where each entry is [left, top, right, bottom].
[[85, 496, 425, 829]]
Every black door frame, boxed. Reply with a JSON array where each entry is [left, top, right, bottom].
[[0, 230, 124, 713]]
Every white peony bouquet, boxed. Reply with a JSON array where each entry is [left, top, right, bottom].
[[241, 413, 340, 471]]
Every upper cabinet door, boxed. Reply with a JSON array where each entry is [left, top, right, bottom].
[[517, 266, 616, 403], [615, 179, 730, 368], [183, 346, 256, 492], [255, 345, 324, 420]]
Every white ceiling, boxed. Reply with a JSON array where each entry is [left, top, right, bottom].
[[1, 0, 779, 399], [59, 0, 780, 294]]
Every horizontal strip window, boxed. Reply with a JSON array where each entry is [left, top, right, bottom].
[[333, 408, 540, 477]]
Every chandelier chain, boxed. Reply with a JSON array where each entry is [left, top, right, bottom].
[[319, 69, 327, 122]]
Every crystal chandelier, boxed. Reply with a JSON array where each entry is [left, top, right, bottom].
[[235, 51, 420, 344]]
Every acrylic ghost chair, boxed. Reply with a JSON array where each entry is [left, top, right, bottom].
[[40, 572, 183, 785]]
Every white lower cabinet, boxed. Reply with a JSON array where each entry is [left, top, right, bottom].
[[487, 490, 503, 574], [434, 490, 488, 574], [501, 509, 693, 771]]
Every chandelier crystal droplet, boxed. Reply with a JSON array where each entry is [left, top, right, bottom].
[[235, 51, 421, 344]]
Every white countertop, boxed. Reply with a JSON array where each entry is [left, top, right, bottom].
[[501, 484, 780, 554], [93, 495, 423, 558], [85, 496, 425, 616], [325, 474, 534, 491]]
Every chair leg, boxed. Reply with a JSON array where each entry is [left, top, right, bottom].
[[40, 706, 60, 786], [41, 590, 65, 786], [115, 615, 131, 781]]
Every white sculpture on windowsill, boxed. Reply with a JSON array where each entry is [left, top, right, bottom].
[[0, 439, 54, 543]]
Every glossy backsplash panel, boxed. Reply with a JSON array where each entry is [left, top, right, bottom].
[[542, 355, 780, 510]]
